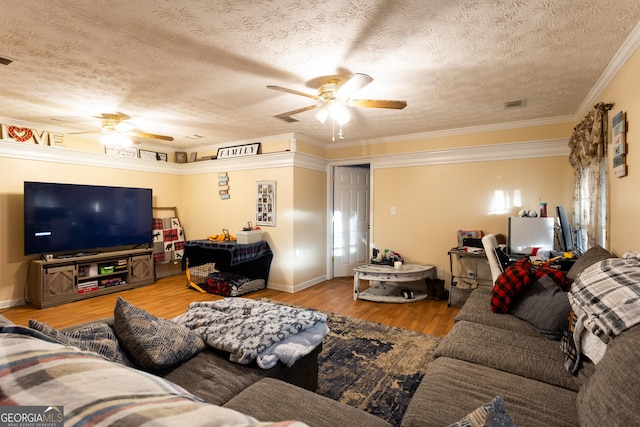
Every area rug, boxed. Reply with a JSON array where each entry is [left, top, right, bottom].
[[317, 312, 441, 426]]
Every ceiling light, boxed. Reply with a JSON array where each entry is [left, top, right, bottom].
[[114, 121, 136, 132], [329, 103, 351, 125], [315, 108, 329, 124], [101, 133, 133, 147]]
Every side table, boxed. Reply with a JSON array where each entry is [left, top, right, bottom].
[[353, 263, 435, 302]]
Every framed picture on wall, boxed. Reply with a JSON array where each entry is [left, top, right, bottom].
[[255, 181, 276, 226]]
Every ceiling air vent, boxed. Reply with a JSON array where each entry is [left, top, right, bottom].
[[277, 116, 299, 123], [0, 56, 14, 66], [504, 99, 526, 109]]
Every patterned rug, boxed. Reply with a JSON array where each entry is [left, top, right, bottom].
[[317, 313, 441, 426]]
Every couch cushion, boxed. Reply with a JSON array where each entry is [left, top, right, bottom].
[[566, 245, 615, 280], [434, 320, 578, 391], [455, 289, 541, 336], [113, 296, 206, 371], [161, 344, 321, 406], [224, 377, 392, 427], [28, 318, 133, 366], [509, 275, 572, 340], [401, 357, 578, 427], [577, 325, 640, 426]]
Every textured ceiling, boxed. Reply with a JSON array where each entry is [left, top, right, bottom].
[[1, 1, 640, 150]]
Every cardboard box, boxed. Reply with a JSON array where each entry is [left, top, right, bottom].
[[237, 230, 262, 244]]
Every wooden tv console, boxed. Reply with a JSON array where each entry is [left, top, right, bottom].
[[27, 248, 155, 308]]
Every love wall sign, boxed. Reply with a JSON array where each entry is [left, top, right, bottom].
[[0, 122, 64, 146]]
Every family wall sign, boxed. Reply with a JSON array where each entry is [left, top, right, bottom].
[[0, 122, 64, 146]]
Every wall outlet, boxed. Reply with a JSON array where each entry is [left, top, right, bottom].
[[437, 266, 444, 277]]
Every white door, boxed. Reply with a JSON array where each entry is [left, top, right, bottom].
[[333, 166, 370, 277]]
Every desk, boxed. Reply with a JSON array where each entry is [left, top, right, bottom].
[[447, 249, 492, 306], [353, 264, 435, 302], [182, 240, 273, 283]]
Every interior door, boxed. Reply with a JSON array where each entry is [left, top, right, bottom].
[[332, 166, 370, 277]]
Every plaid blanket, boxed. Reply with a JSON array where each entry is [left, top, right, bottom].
[[153, 217, 185, 264], [568, 258, 640, 341], [563, 258, 640, 373], [184, 240, 271, 266], [0, 323, 307, 427]]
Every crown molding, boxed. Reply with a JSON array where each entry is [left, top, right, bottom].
[[0, 140, 183, 173], [0, 139, 327, 174], [577, 19, 640, 117], [371, 138, 569, 169], [327, 115, 575, 149]]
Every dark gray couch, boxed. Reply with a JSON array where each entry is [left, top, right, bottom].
[[401, 286, 640, 427]]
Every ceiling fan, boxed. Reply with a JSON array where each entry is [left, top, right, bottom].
[[69, 112, 174, 145], [267, 73, 407, 126]]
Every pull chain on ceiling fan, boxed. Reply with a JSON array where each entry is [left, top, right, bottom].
[[267, 73, 407, 140]]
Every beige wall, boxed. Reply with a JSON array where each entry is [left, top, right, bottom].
[[596, 45, 640, 255], [181, 166, 297, 290], [373, 156, 573, 283], [0, 154, 183, 304], [292, 167, 327, 288]]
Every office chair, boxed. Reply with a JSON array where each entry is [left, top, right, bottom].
[[482, 234, 508, 286]]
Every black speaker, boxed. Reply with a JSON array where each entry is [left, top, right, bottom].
[[401, 288, 415, 299]]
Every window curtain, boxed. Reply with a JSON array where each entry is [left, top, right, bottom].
[[567, 102, 613, 250]]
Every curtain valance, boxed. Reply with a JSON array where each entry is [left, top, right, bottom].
[[568, 102, 614, 170]]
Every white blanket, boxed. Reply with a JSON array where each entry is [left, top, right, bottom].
[[174, 298, 328, 369]]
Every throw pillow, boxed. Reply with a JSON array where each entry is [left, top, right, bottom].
[[566, 245, 615, 280], [113, 297, 206, 371], [531, 264, 569, 290], [448, 396, 515, 427], [509, 275, 572, 340], [491, 258, 532, 313], [28, 319, 132, 366]]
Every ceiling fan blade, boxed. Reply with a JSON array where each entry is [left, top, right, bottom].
[[275, 104, 321, 119], [338, 73, 373, 98], [267, 85, 320, 101], [67, 130, 100, 135], [351, 99, 407, 109], [130, 130, 174, 141]]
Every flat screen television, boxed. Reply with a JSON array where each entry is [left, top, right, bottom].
[[24, 181, 153, 256], [508, 216, 555, 255], [556, 206, 574, 252]]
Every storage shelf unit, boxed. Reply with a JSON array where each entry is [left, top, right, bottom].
[[28, 248, 154, 308]]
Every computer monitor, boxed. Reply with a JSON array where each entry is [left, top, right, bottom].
[[508, 216, 555, 255], [556, 206, 574, 252]]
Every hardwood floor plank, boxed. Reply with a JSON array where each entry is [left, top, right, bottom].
[[1, 275, 460, 337]]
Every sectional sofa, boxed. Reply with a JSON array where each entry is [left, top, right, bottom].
[[402, 246, 640, 426], [1, 246, 638, 426]]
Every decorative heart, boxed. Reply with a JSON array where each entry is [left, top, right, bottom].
[[8, 126, 33, 142]]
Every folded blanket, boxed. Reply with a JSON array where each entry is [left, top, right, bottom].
[[564, 257, 640, 374], [568, 258, 640, 342], [174, 299, 328, 369]]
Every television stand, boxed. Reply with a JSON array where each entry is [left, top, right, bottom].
[[27, 248, 155, 308]]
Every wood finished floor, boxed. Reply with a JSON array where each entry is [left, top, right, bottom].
[[1, 275, 460, 337]]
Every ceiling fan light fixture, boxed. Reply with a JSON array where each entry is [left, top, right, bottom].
[[101, 132, 133, 147], [115, 121, 136, 133], [328, 102, 351, 125], [315, 108, 329, 124]]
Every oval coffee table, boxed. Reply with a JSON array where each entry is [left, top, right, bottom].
[[353, 263, 435, 302]]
